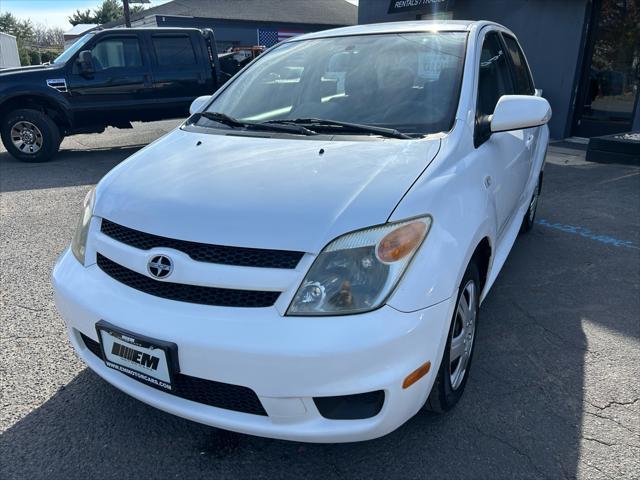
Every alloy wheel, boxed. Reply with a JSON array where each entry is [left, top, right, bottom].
[[449, 280, 477, 390], [10, 121, 43, 155]]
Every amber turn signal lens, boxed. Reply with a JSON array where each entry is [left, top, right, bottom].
[[376, 221, 427, 263], [402, 361, 431, 389]]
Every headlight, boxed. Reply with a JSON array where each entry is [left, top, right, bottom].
[[71, 187, 96, 265], [287, 216, 432, 316]]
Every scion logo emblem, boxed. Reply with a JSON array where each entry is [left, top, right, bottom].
[[147, 255, 173, 279]]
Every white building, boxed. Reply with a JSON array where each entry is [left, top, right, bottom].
[[0, 32, 20, 69]]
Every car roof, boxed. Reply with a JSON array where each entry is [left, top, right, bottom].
[[96, 27, 203, 34], [288, 20, 504, 42]]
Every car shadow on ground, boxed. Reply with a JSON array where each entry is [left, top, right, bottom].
[[0, 147, 143, 193]]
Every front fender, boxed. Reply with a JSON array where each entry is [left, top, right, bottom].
[[0, 85, 73, 125], [387, 125, 496, 312]]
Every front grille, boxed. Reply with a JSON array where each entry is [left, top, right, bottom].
[[101, 219, 304, 269], [97, 253, 279, 307], [80, 332, 267, 416]]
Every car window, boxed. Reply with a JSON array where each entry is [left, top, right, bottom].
[[153, 35, 197, 66], [477, 32, 514, 117], [53, 33, 94, 65], [91, 37, 142, 70], [502, 35, 535, 95], [207, 32, 468, 136]]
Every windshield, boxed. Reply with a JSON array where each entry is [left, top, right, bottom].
[[206, 32, 467, 136], [53, 33, 95, 65]]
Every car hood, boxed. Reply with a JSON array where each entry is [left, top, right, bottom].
[[96, 128, 440, 253], [0, 63, 61, 77]]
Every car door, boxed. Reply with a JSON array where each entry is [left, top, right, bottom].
[[148, 32, 213, 118], [66, 33, 153, 126], [474, 30, 530, 237], [501, 33, 538, 190]]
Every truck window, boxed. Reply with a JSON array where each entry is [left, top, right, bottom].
[[152, 35, 197, 66], [502, 34, 535, 95], [91, 37, 142, 70]]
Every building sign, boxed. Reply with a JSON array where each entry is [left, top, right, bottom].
[[388, 0, 455, 15]]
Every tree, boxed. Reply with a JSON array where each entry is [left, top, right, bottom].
[[0, 12, 34, 65], [68, 9, 95, 26], [32, 24, 65, 49], [28, 50, 42, 65], [0, 13, 64, 66], [68, 0, 146, 26], [0, 12, 33, 40]]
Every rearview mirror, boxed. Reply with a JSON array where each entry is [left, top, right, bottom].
[[491, 95, 552, 133], [189, 95, 212, 115], [77, 50, 95, 76]]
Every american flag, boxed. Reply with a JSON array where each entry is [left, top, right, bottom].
[[257, 29, 303, 47]]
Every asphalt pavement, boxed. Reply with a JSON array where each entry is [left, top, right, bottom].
[[1, 123, 639, 479]]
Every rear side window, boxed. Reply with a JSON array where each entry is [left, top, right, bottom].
[[152, 35, 197, 66], [91, 37, 142, 70], [477, 32, 514, 117], [502, 35, 535, 95]]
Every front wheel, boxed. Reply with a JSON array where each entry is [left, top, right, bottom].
[[425, 261, 480, 413], [1, 109, 61, 163]]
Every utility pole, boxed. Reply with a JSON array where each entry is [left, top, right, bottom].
[[123, 0, 131, 28], [123, 0, 149, 28]]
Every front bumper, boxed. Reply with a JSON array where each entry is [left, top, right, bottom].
[[53, 248, 455, 442]]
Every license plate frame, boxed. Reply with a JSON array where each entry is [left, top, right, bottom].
[[96, 320, 180, 392]]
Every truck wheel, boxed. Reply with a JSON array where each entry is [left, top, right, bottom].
[[424, 261, 480, 413], [1, 109, 61, 163]]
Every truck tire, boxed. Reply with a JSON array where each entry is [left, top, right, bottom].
[[1, 109, 62, 163]]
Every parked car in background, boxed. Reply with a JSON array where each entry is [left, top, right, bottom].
[[53, 20, 551, 442], [0, 27, 256, 163]]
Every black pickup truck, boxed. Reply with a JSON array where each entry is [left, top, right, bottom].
[[0, 27, 236, 162]]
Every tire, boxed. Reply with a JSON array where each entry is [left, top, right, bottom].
[[425, 261, 480, 413], [520, 178, 541, 233], [1, 109, 61, 163]]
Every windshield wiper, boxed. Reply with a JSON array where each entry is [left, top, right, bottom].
[[197, 112, 316, 136], [198, 111, 245, 127], [265, 118, 412, 139]]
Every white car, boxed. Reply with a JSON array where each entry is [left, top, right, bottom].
[[53, 20, 551, 442]]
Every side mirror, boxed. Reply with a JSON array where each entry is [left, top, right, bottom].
[[77, 50, 95, 76], [491, 95, 552, 133], [189, 95, 212, 115]]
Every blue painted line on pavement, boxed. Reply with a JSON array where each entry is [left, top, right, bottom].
[[536, 218, 639, 250]]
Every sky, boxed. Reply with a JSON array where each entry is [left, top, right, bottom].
[[0, 0, 172, 30], [0, 0, 359, 31]]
